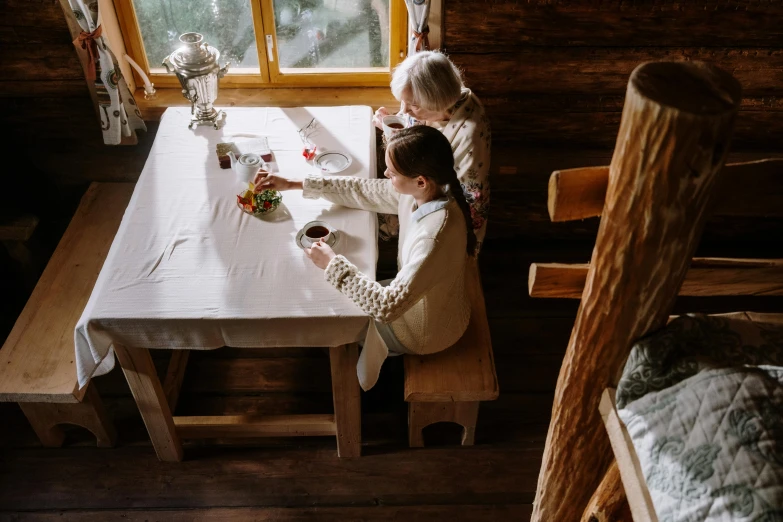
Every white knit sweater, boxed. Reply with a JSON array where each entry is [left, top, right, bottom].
[[303, 175, 471, 390]]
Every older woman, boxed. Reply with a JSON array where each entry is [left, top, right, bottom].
[[373, 50, 491, 249]]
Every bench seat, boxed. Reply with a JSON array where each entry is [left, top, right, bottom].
[[404, 259, 499, 446], [0, 182, 133, 446]]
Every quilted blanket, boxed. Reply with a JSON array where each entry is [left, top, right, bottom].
[[616, 313, 783, 522]]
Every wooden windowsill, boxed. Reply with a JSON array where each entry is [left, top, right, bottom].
[[136, 87, 398, 121]]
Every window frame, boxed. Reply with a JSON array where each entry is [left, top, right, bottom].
[[114, 0, 408, 89]]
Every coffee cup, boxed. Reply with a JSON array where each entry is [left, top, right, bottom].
[[300, 220, 334, 248], [382, 115, 406, 139]]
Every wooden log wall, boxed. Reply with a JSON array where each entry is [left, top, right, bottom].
[[0, 0, 155, 191], [441, 0, 783, 250]]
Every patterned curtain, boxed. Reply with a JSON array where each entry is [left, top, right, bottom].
[[67, 0, 145, 145], [404, 0, 431, 53]]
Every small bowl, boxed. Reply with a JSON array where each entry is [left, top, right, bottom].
[[237, 188, 282, 215]]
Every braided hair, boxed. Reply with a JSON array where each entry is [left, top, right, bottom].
[[387, 126, 477, 256]]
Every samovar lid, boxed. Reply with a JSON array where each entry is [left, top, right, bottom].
[[168, 32, 220, 74]]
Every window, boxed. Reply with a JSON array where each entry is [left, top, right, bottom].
[[115, 0, 408, 88]]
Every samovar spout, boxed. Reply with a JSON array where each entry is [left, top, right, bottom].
[[161, 55, 174, 74]]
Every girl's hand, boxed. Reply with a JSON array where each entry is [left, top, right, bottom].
[[253, 170, 303, 192], [372, 107, 390, 130], [305, 240, 336, 270]]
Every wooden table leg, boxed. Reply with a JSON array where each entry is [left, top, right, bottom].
[[114, 344, 184, 462], [329, 343, 361, 458], [163, 350, 190, 413]]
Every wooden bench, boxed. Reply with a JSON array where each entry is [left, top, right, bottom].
[[0, 183, 134, 447], [404, 259, 499, 447]]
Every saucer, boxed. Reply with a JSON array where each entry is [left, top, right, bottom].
[[313, 151, 352, 173], [295, 228, 340, 250]]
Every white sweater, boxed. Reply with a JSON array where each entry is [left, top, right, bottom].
[[303, 175, 471, 390]]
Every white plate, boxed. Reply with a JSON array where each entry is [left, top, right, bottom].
[[295, 228, 340, 250], [313, 151, 352, 173]]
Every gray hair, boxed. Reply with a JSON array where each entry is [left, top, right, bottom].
[[390, 51, 464, 112]]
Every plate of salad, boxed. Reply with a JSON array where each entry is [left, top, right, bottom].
[[237, 183, 282, 215]]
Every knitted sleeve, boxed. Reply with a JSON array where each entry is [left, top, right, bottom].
[[324, 236, 441, 323], [303, 175, 400, 215]]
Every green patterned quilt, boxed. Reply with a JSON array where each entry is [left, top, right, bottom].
[[616, 313, 783, 522]]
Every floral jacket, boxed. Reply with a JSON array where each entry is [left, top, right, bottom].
[[413, 89, 491, 248]]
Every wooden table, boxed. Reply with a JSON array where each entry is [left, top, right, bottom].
[[75, 107, 378, 460]]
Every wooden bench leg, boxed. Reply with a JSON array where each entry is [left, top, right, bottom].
[[18, 403, 66, 447], [408, 401, 480, 448], [17, 384, 117, 448], [78, 384, 117, 448], [329, 343, 361, 458]]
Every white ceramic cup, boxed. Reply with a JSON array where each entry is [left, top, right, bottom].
[[382, 115, 406, 139], [300, 220, 334, 248]]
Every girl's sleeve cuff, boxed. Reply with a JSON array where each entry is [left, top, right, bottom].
[[302, 174, 325, 199], [324, 255, 356, 288]]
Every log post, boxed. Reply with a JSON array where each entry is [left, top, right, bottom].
[[530, 61, 741, 522], [582, 460, 633, 522]]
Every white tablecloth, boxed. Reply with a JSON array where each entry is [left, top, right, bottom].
[[75, 106, 377, 387]]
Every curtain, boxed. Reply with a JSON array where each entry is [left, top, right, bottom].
[[67, 0, 145, 145], [404, 0, 431, 53]]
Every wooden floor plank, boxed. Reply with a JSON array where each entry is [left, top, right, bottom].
[[0, 445, 542, 510], [0, 505, 533, 521]]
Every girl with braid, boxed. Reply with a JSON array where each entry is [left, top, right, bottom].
[[373, 51, 491, 250], [253, 126, 475, 390]]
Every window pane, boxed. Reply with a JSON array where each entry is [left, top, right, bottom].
[[274, 0, 390, 70], [132, 0, 260, 72]]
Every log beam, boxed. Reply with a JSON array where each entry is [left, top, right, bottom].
[[530, 61, 741, 522], [529, 258, 783, 299], [548, 159, 783, 222]]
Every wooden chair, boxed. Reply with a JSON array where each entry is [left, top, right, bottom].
[[0, 183, 134, 447], [404, 259, 499, 447]]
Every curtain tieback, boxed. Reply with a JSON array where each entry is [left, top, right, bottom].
[[412, 25, 430, 52], [75, 25, 103, 82]]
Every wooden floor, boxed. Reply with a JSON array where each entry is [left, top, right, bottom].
[[0, 349, 552, 521]]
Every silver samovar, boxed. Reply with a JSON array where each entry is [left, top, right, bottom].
[[162, 32, 230, 129]]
